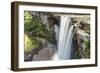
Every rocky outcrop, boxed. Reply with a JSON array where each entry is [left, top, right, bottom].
[[33, 48, 55, 61]]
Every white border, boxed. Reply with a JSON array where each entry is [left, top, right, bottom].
[[18, 5, 96, 68]]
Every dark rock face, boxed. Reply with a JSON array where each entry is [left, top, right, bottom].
[[79, 21, 89, 30], [24, 45, 43, 61], [70, 33, 79, 59], [24, 51, 33, 61]]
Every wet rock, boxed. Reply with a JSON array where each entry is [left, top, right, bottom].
[[33, 48, 55, 61], [24, 52, 33, 61]]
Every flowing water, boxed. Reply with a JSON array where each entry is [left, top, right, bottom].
[[58, 16, 76, 60]]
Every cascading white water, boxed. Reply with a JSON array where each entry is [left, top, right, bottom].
[[54, 24, 60, 46], [58, 16, 75, 60]]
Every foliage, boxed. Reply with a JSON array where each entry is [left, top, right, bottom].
[[83, 39, 90, 58], [24, 11, 33, 32], [25, 34, 36, 51], [24, 11, 56, 51], [74, 39, 90, 59], [75, 50, 81, 59]]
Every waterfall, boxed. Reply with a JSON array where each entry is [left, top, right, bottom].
[[58, 16, 76, 60], [54, 24, 60, 45]]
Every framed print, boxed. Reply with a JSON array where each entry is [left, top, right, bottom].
[[11, 1, 97, 71]]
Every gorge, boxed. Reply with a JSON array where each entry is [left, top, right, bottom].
[[24, 12, 90, 61]]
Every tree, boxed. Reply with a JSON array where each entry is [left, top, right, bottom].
[[24, 11, 56, 51]]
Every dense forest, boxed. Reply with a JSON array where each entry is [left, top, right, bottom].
[[24, 11, 90, 61]]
